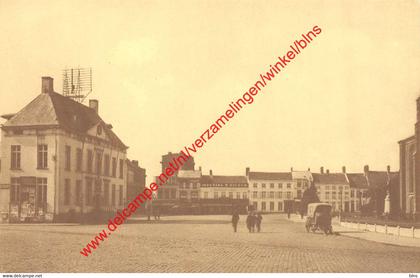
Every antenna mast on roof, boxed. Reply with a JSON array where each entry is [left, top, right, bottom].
[[62, 67, 92, 103]]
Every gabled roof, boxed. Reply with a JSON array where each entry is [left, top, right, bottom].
[[248, 171, 292, 180], [292, 171, 313, 181], [398, 135, 415, 144], [313, 173, 348, 184], [2, 92, 127, 149], [201, 175, 248, 186], [388, 172, 399, 189], [366, 171, 391, 188], [346, 173, 368, 189]]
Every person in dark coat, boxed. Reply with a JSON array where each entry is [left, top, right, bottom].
[[256, 212, 263, 232], [246, 212, 256, 233], [231, 211, 240, 232], [246, 212, 252, 232]]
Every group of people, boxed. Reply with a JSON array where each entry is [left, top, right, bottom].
[[231, 211, 263, 233]]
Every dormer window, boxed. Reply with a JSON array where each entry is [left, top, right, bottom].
[[97, 125, 103, 136]]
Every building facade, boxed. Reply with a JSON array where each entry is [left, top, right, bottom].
[[399, 97, 420, 219], [313, 170, 351, 212], [247, 168, 296, 212], [0, 77, 128, 222], [126, 159, 146, 206], [200, 171, 249, 214]]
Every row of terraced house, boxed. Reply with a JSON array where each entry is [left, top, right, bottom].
[[153, 151, 398, 215]]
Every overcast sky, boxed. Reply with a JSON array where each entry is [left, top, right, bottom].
[[1, 0, 420, 183]]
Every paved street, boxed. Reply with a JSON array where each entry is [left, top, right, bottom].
[[1, 214, 420, 273]]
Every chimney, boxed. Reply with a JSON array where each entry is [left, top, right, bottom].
[[290, 167, 293, 172], [387, 165, 390, 173], [342, 166, 346, 173], [246, 167, 250, 176], [320, 167, 324, 174], [364, 165, 369, 175], [41, 76, 54, 94], [209, 169, 213, 177], [326, 169, 330, 174], [89, 99, 99, 114]]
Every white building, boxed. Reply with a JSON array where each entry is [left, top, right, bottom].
[[247, 168, 296, 212], [0, 77, 128, 222]]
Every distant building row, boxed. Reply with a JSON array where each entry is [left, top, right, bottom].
[[154, 152, 396, 214]]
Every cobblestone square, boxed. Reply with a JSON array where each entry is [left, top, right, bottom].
[[1, 214, 420, 273]]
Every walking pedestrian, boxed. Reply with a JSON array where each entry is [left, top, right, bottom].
[[246, 212, 254, 233], [256, 212, 263, 232], [232, 210, 240, 232]]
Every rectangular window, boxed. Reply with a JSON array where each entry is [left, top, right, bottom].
[[228, 192, 233, 199], [75, 180, 82, 206], [297, 181, 302, 188], [326, 192, 330, 199], [64, 179, 71, 205], [221, 192, 226, 198], [214, 192, 219, 199], [278, 201, 283, 211], [236, 192, 241, 199], [279, 192, 283, 199], [253, 201, 258, 210], [87, 150, 93, 173], [270, 183, 274, 188], [332, 192, 336, 199], [119, 185, 123, 205], [112, 158, 117, 177], [10, 177, 20, 202], [103, 180, 110, 205], [253, 183, 258, 188], [243, 192, 247, 199], [86, 178, 93, 205], [37, 144, 48, 169], [261, 202, 266, 211], [287, 183, 291, 189], [11, 145, 21, 169], [76, 148, 82, 172], [204, 192, 208, 199], [261, 192, 266, 199], [96, 152, 102, 175], [270, 201, 275, 211], [111, 184, 116, 206], [278, 183, 283, 189], [269, 191, 274, 198], [104, 154, 110, 176], [119, 159, 124, 179], [65, 145, 71, 170], [286, 192, 291, 199], [36, 178, 47, 207], [252, 191, 258, 198], [297, 190, 302, 199], [262, 183, 266, 188]]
